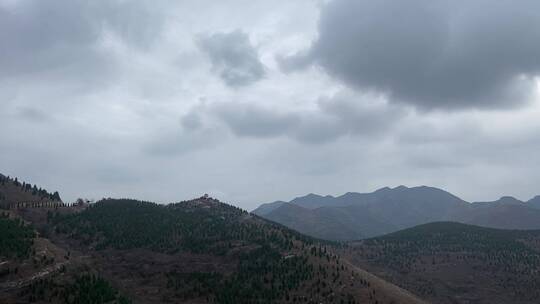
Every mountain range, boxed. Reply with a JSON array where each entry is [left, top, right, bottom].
[[3, 173, 540, 303], [253, 186, 540, 241]]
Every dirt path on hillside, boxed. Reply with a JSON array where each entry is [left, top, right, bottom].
[[342, 258, 429, 304], [0, 261, 68, 291], [0, 237, 72, 292]]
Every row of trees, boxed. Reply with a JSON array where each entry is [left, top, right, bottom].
[[0, 175, 61, 202]]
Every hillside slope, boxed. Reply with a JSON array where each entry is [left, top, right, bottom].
[[528, 196, 540, 209], [2, 196, 426, 304], [457, 202, 540, 230], [0, 211, 87, 304], [344, 222, 540, 304], [265, 203, 396, 241], [0, 174, 62, 209]]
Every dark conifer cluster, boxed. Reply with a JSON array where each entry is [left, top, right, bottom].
[[50, 198, 366, 303], [22, 274, 131, 304], [0, 174, 61, 203], [0, 212, 35, 259]]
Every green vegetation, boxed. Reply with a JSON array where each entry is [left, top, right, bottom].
[[52, 198, 307, 254], [24, 274, 131, 304], [0, 213, 35, 259], [51, 198, 362, 303], [355, 222, 540, 302], [363, 222, 540, 272], [63, 274, 131, 304], [164, 247, 360, 304], [216, 247, 314, 303], [166, 272, 223, 301]]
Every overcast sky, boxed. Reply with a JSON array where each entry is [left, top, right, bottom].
[[2, 0, 540, 210]]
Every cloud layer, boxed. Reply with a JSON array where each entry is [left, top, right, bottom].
[[1, 0, 540, 210], [183, 91, 406, 144], [284, 0, 540, 109], [197, 30, 265, 87]]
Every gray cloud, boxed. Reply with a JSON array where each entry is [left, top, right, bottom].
[[184, 92, 407, 144], [142, 104, 228, 157], [0, 0, 100, 79], [144, 128, 223, 157], [196, 30, 266, 87], [211, 103, 298, 138], [284, 0, 540, 110], [0, 0, 164, 83], [16, 107, 53, 123]]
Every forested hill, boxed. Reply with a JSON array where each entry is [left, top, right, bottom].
[[0, 174, 62, 208], [345, 222, 540, 304], [45, 197, 425, 304]]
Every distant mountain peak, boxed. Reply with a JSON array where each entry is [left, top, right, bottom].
[[528, 195, 540, 202], [384, 185, 446, 192], [254, 185, 540, 241], [499, 196, 521, 202], [251, 201, 286, 216], [288, 193, 336, 209], [484, 196, 524, 205], [394, 185, 409, 190], [374, 187, 391, 193], [528, 196, 540, 210]]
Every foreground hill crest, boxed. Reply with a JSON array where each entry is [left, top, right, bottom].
[[26, 196, 423, 304]]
